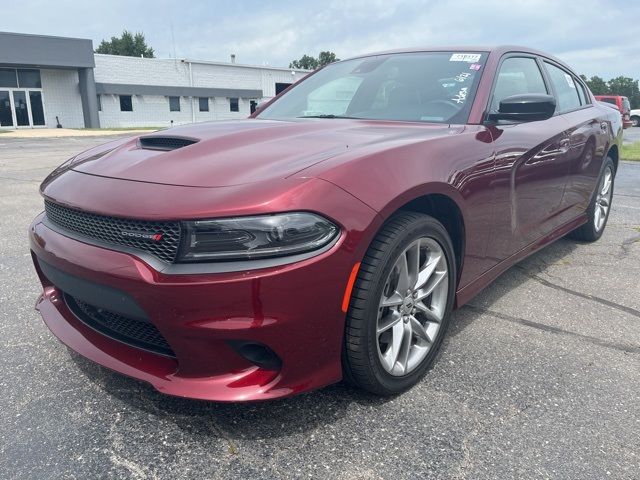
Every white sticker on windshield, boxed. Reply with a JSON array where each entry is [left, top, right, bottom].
[[450, 53, 481, 63], [564, 73, 576, 88]]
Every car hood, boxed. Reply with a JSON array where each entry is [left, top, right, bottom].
[[71, 119, 456, 188]]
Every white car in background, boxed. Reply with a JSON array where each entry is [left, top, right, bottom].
[[631, 108, 640, 127]]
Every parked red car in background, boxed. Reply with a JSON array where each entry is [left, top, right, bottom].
[[595, 95, 633, 128]]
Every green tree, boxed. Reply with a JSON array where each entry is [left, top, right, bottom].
[[289, 51, 339, 70], [607, 76, 640, 108], [95, 30, 155, 58], [289, 54, 318, 70], [318, 51, 339, 67], [583, 75, 609, 95]]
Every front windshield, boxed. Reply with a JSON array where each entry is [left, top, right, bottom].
[[258, 51, 488, 124]]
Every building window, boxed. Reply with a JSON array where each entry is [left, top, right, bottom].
[[229, 97, 239, 112], [199, 97, 209, 112], [17, 69, 42, 88], [119, 95, 133, 112], [0, 68, 42, 88], [275, 83, 292, 95], [0, 68, 18, 88], [97, 95, 102, 111], [250, 100, 258, 114], [169, 96, 181, 112]]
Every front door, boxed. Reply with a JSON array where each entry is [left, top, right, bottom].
[[0, 90, 13, 127], [484, 55, 571, 260], [0, 89, 46, 128]]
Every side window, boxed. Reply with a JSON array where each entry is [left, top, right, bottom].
[[576, 80, 586, 105], [119, 95, 133, 112], [544, 62, 581, 112], [490, 57, 547, 112], [169, 96, 181, 112]]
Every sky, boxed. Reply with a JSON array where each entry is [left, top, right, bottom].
[[1, 0, 639, 79]]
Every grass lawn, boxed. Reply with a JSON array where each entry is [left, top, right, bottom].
[[621, 141, 640, 161]]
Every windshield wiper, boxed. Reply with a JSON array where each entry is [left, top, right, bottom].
[[296, 114, 360, 119]]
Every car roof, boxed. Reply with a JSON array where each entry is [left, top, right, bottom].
[[341, 45, 574, 72]]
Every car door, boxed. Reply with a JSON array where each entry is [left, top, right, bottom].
[[542, 61, 609, 222], [484, 55, 571, 261]]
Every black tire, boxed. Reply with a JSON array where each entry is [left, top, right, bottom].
[[568, 156, 615, 242], [342, 211, 456, 395], [631, 116, 640, 128]]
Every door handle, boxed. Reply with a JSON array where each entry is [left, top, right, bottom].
[[600, 122, 608, 133]]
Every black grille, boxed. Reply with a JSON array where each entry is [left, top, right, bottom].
[[138, 136, 197, 151], [44, 200, 181, 263], [65, 294, 175, 357]]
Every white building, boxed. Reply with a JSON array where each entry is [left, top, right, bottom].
[[0, 31, 308, 129]]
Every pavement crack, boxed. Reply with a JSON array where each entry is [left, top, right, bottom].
[[619, 233, 640, 258], [514, 266, 640, 319], [465, 304, 640, 355], [0, 175, 40, 183]]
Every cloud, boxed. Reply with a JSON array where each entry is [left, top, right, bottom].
[[1, 0, 638, 78]]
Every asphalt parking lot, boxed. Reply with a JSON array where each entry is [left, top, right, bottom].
[[1, 134, 639, 479]]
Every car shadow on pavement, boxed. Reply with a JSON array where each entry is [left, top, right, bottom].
[[68, 236, 578, 441], [69, 349, 392, 441]]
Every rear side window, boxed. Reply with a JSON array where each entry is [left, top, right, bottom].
[[490, 57, 547, 112], [600, 98, 616, 105], [544, 62, 581, 112]]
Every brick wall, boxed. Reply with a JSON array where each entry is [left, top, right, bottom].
[[94, 54, 307, 127]]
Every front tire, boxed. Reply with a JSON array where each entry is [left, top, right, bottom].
[[568, 157, 615, 242], [631, 116, 640, 128], [343, 212, 456, 395]]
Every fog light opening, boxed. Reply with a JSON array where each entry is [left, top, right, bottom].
[[228, 341, 282, 371]]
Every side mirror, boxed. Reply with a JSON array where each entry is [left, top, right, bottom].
[[488, 94, 556, 122]]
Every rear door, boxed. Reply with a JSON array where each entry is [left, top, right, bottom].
[[484, 54, 571, 260], [543, 61, 609, 218]]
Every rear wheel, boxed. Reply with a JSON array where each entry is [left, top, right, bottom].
[[631, 116, 640, 127], [343, 212, 456, 395], [568, 157, 615, 242]]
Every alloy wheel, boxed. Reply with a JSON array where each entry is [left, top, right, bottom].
[[376, 237, 448, 376], [594, 165, 613, 232]]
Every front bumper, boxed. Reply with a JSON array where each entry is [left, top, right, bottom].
[[29, 203, 374, 401]]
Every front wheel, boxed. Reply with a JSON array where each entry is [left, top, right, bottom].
[[343, 212, 456, 395], [631, 116, 640, 128], [568, 157, 615, 242]]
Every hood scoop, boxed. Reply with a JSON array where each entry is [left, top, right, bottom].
[[138, 136, 199, 151]]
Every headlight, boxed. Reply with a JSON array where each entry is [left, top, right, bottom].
[[177, 212, 340, 262]]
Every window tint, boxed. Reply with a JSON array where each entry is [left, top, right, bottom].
[[169, 96, 180, 112], [17, 69, 41, 88], [258, 52, 488, 124], [576, 80, 587, 105], [600, 98, 616, 105], [491, 57, 547, 112], [307, 76, 363, 116], [199, 97, 209, 112], [544, 62, 581, 112], [230, 97, 239, 112], [119, 95, 133, 112], [0, 68, 18, 88]]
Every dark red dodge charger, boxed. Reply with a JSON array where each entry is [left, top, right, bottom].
[[30, 46, 622, 401]]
